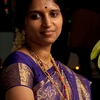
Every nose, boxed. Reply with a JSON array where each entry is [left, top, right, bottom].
[[42, 15, 53, 27]]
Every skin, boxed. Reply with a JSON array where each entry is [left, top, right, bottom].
[[5, 0, 63, 100], [24, 0, 63, 61]]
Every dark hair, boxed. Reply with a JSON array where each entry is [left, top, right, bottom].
[[15, 0, 32, 32], [15, 0, 66, 32]]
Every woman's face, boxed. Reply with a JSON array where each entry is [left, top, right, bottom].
[[24, 0, 63, 46]]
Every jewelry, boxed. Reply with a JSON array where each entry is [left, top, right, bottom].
[[26, 45, 50, 69], [25, 45, 70, 100], [36, 53, 50, 69]]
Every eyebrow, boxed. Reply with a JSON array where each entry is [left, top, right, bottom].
[[27, 10, 41, 15], [27, 9, 61, 15]]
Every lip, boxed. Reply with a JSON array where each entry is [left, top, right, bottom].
[[40, 30, 55, 35]]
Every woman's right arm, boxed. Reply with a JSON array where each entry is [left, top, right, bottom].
[[0, 63, 35, 100], [6, 86, 35, 100]]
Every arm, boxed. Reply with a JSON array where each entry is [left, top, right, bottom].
[[0, 63, 34, 100], [6, 86, 34, 100]]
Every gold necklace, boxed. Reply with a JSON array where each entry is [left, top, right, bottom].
[[39, 56, 50, 69], [26, 44, 50, 69], [25, 45, 70, 100]]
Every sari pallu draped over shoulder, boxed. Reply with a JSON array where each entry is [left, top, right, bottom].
[[0, 52, 92, 100]]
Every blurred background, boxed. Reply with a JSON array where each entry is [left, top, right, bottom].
[[0, 0, 100, 99]]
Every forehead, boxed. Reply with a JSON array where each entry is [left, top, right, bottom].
[[29, 0, 59, 10]]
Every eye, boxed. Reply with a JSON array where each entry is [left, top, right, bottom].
[[50, 11, 59, 18], [30, 13, 41, 20]]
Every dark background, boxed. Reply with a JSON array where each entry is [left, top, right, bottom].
[[0, 0, 100, 31]]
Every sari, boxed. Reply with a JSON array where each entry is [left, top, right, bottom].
[[0, 51, 92, 100]]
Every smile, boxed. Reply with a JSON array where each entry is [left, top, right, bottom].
[[40, 30, 55, 35]]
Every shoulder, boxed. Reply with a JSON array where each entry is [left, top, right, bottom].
[[2, 51, 33, 67], [0, 52, 34, 91], [58, 61, 91, 85], [58, 61, 92, 96], [1, 51, 35, 74], [4, 51, 31, 62]]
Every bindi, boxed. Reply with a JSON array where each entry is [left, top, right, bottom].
[[42, 0, 54, 9]]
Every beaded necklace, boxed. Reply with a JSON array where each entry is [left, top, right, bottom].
[[25, 45, 70, 100]]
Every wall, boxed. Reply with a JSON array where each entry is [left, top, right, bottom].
[[0, 32, 14, 65]]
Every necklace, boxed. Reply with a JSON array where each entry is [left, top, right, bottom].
[[38, 55, 50, 69], [25, 45, 70, 100], [26, 45, 50, 69]]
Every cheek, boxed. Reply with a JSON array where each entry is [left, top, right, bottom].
[[25, 18, 40, 30], [25, 21, 39, 32], [57, 18, 63, 33]]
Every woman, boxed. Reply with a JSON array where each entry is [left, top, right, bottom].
[[0, 0, 92, 100]]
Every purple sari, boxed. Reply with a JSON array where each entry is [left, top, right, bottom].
[[0, 51, 92, 100]]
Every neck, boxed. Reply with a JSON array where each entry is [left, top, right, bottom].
[[25, 44, 51, 65]]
